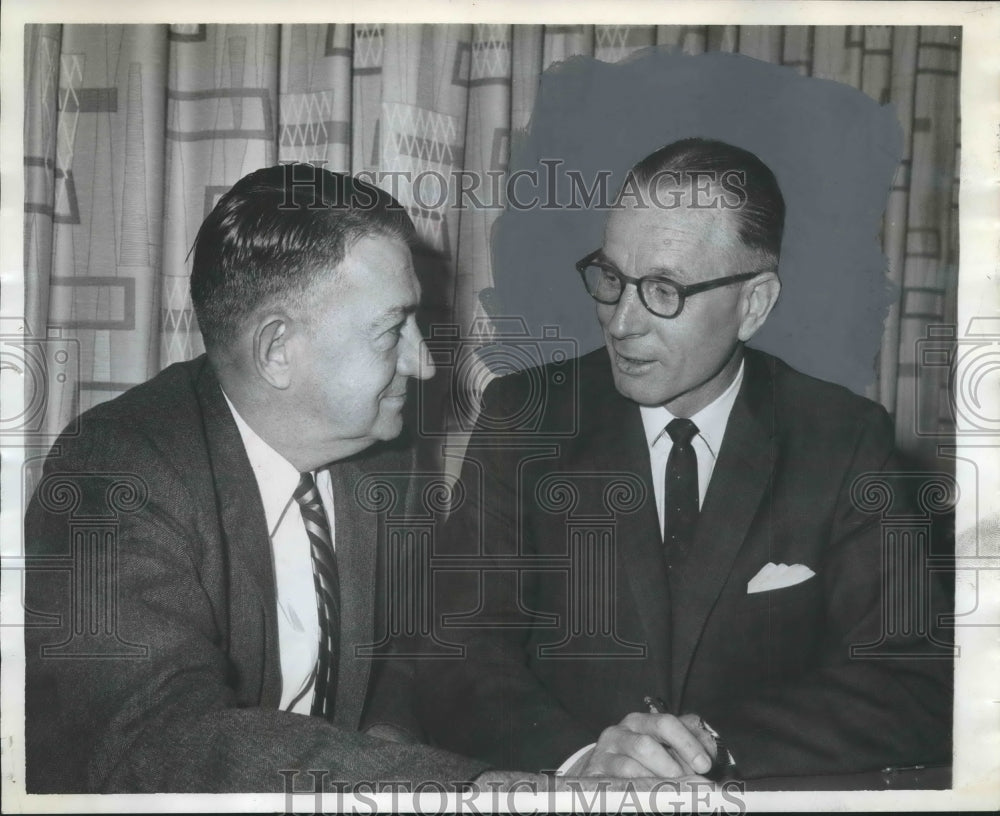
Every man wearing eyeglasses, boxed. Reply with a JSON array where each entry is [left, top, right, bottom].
[[417, 138, 952, 783]]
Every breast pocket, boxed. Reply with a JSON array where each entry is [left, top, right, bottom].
[[753, 576, 823, 677], [744, 575, 817, 609], [712, 575, 822, 682]]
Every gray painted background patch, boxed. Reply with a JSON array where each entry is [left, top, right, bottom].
[[488, 48, 902, 396]]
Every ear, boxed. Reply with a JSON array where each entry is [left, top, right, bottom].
[[253, 314, 294, 389], [737, 272, 781, 342]]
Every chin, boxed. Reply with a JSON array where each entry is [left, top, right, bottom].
[[629, 391, 675, 408], [612, 373, 668, 407], [372, 414, 405, 442]]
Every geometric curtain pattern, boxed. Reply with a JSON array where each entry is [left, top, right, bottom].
[[654, 25, 961, 466], [23, 24, 960, 463]]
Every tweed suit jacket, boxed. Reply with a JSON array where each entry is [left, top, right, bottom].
[[24, 355, 486, 792]]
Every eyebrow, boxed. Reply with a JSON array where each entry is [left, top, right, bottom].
[[369, 303, 418, 331], [646, 266, 693, 281], [596, 252, 690, 282]]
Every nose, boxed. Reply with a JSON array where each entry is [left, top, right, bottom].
[[606, 284, 648, 340], [398, 322, 436, 381]]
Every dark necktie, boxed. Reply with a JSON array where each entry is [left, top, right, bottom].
[[293, 472, 341, 718], [663, 418, 700, 568]]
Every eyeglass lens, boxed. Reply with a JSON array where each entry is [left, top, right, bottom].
[[582, 264, 681, 317]]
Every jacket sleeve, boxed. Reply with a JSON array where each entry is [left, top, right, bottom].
[[24, 422, 487, 793], [699, 405, 954, 778], [413, 375, 598, 771]]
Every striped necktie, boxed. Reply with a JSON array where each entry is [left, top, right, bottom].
[[293, 471, 341, 718]]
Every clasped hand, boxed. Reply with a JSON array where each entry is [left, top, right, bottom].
[[572, 712, 718, 778]]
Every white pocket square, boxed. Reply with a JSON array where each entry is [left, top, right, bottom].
[[747, 562, 816, 594]]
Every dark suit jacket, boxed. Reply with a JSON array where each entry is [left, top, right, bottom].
[[416, 347, 952, 779], [24, 355, 486, 793]]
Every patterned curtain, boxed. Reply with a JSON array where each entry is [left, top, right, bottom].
[[23, 24, 959, 466]]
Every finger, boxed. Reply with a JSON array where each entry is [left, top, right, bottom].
[[650, 717, 714, 775], [618, 731, 689, 778], [594, 726, 685, 778], [621, 711, 658, 731], [665, 746, 697, 777], [608, 714, 714, 775], [678, 713, 718, 756], [596, 726, 694, 778], [595, 724, 628, 750]]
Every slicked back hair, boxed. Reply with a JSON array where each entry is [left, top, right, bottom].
[[190, 164, 416, 352], [624, 137, 785, 265]]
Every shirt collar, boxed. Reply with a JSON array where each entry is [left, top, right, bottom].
[[639, 359, 745, 458], [222, 391, 302, 536]]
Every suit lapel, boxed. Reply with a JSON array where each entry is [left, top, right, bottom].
[[196, 359, 415, 726], [195, 360, 282, 706], [327, 447, 397, 730], [668, 352, 777, 710], [579, 352, 674, 700]]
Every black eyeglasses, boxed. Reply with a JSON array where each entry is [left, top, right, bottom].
[[575, 249, 770, 319]]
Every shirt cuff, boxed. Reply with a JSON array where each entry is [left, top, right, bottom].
[[555, 743, 596, 776]]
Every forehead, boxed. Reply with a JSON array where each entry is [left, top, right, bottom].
[[603, 198, 745, 274], [308, 235, 418, 317], [336, 235, 417, 295]]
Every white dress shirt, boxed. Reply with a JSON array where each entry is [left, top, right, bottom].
[[557, 360, 745, 775], [639, 360, 745, 535], [223, 393, 334, 714]]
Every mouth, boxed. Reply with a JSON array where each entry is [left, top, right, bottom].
[[612, 349, 656, 373]]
